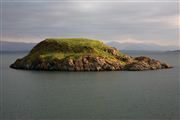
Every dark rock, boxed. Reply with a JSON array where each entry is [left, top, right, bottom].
[[106, 48, 119, 56], [124, 62, 150, 71], [75, 58, 84, 71], [161, 63, 172, 69], [118, 54, 131, 61], [135, 56, 151, 63]]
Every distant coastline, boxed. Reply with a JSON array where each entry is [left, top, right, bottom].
[[165, 50, 180, 54], [1, 41, 179, 52]]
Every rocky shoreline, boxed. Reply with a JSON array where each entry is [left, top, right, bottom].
[[10, 55, 172, 71]]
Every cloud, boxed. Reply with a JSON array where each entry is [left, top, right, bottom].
[[1, 1, 179, 47]]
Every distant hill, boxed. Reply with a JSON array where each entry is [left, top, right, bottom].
[[107, 41, 179, 51], [171, 50, 180, 52], [0, 41, 179, 52], [0, 41, 36, 52], [166, 50, 180, 53]]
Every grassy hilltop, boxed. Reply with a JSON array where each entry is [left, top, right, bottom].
[[25, 38, 125, 64], [10, 38, 171, 71]]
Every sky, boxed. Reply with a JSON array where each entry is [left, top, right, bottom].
[[1, 0, 180, 47]]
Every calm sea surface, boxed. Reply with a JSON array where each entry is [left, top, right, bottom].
[[0, 51, 179, 120]]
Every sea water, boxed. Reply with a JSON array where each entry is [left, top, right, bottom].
[[0, 51, 179, 119]]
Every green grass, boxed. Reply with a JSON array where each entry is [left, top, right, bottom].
[[31, 38, 111, 53], [24, 38, 124, 63]]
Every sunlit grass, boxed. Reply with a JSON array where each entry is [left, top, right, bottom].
[[24, 38, 125, 64]]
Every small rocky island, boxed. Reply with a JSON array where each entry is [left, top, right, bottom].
[[10, 38, 172, 71]]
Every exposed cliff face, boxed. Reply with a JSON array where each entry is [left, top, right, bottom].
[[10, 38, 172, 71]]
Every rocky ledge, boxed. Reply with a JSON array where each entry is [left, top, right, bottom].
[[10, 38, 172, 71]]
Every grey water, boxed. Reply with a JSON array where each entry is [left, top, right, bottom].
[[0, 51, 179, 120]]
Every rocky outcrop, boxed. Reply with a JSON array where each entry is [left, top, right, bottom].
[[123, 56, 172, 71]]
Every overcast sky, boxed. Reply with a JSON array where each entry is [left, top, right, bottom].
[[1, 0, 180, 46]]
